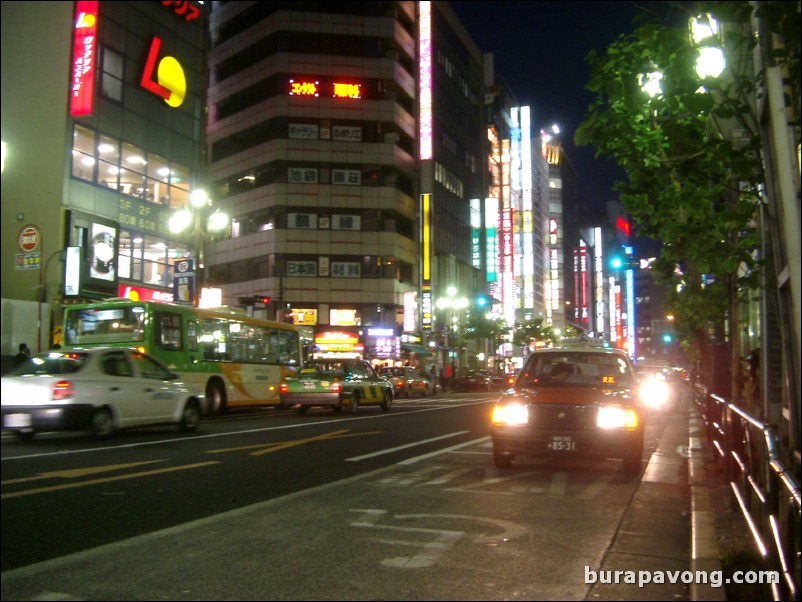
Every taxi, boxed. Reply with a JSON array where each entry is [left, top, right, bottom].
[[280, 358, 393, 415], [490, 345, 644, 474]]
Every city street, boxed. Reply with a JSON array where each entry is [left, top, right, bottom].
[[1, 391, 693, 600]]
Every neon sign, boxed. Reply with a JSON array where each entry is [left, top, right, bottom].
[[140, 36, 187, 108], [70, 1, 98, 117], [289, 79, 362, 99], [418, 1, 433, 160]]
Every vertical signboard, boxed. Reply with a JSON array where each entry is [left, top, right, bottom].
[[70, 1, 99, 117], [173, 258, 195, 305], [418, 1, 433, 160], [420, 193, 433, 331]]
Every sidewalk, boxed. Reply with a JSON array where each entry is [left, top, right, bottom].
[[586, 390, 761, 601]]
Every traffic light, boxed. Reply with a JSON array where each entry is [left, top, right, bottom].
[[662, 333, 673, 343], [256, 295, 271, 305], [476, 295, 488, 307], [610, 256, 624, 270]]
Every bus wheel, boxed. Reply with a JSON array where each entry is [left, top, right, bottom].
[[294, 405, 307, 416], [206, 381, 226, 416]]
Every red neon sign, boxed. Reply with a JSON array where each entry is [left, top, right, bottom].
[[332, 82, 361, 99], [140, 37, 172, 100], [70, 1, 99, 117], [289, 79, 362, 99]]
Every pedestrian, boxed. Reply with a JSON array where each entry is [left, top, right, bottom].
[[428, 365, 437, 393], [13, 343, 31, 367]]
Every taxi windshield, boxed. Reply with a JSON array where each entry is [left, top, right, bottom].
[[516, 353, 633, 387]]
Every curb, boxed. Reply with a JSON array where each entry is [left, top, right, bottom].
[[688, 408, 727, 601]]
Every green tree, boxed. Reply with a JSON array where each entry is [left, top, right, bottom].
[[574, 1, 798, 397]]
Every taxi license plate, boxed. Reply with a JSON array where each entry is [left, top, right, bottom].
[[4, 413, 32, 428], [548, 436, 575, 451]]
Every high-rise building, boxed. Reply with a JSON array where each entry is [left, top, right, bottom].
[[204, 2, 486, 368], [1, 1, 208, 363]]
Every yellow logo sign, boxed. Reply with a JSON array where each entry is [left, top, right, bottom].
[[140, 36, 186, 108]]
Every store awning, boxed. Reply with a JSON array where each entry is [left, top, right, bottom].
[[401, 344, 433, 357]]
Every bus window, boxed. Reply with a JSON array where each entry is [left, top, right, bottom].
[[200, 318, 228, 361], [155, 312, 182, 351], [187, 320, 198, 352]]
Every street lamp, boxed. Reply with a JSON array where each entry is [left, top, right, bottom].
[[169, 189, 228, 304], [436, 286, 468, 370]]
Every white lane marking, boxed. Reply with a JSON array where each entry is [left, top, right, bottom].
[[346, 431, 469, 461]]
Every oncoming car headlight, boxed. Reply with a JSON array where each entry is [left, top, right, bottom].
[[639, 376, 669, 408], [491, 402, 528, 425], [597, 406, 639, 430]]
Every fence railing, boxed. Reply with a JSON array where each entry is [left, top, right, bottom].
[[695, 385, 800, 601]]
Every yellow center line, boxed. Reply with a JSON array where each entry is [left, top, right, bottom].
[[1, 461, 220, 500], [1, 461, 166, 485], [206, 429, 385, 456]]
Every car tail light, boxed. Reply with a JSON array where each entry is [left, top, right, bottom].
[[507, 375, 515, 386], [331, 379, 342, 393], [279, 381, 288, 394], [52, 380, 75, 401]]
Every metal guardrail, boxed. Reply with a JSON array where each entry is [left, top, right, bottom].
[[695, 385, 801, 601]]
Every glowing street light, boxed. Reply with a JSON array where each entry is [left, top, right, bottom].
[[169, 188, 229, 304]]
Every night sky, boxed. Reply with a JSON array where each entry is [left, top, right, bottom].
[[448, 1, 674, 254]]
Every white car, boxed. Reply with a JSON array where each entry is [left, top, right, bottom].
[[1, 347, 202, 439]]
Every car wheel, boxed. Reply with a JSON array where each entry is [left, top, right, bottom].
[[180, 401, 201, 432], [623, 452, 642, 475], [14, 429, 35, 441], [294, 405, 307, 416], [493, 450, 514, 469], [206, 380, 227, 416], [91, 408, 114, 438], [380, 390, 392, 412], [348, 392, 360, 414], [331, 405, 342, 413]]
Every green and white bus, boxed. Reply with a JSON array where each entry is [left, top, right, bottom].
[[62, 298, 305, 415]]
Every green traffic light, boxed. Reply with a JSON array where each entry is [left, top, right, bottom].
[[663, 333, 672, 343], [610, 257, 623, 269]]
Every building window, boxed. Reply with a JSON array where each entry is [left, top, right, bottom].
[[71, 125, 193, 210], [100, 47, 124, 103]]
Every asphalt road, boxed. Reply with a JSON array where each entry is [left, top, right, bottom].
[[1, 391, 682, 600]]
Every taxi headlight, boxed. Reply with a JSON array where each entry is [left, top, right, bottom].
[[597, 406, 639, 429], [491, 402, 528, 425]]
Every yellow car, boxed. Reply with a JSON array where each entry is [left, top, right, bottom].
[[280, 359, 393, 415]]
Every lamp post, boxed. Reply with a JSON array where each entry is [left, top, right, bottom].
[[169, 189, 228, 305], [436, 285, 468, 373]]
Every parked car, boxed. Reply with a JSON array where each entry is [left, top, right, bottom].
[[458, 369, 504, 392], [1, 347, 202, 439], [490, 346, 645, 474], [378, 366, 431, 398], [280, 358, 393, 414]]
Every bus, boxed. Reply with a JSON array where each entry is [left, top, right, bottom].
[[61, 298, 305, 415]]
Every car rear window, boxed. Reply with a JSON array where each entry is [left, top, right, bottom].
[[11, 353, 88, 376]]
